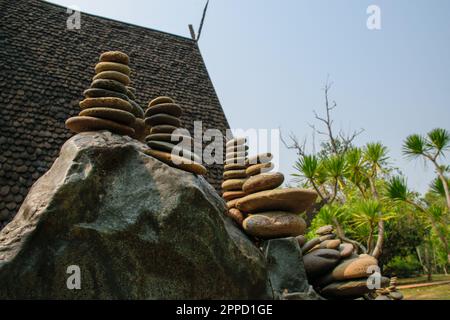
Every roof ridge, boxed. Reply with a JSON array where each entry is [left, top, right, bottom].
[[43, 0, 195, 42]]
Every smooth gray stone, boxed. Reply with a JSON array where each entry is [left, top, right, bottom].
[[263, 237, 310, 296]]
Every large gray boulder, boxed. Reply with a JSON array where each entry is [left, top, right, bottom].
[[0, 131, 271, 299]]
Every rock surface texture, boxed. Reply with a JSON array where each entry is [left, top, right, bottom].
[[0, 132, 271, 299]]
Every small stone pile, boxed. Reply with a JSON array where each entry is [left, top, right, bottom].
[[66, 51, 138, 137], [301, 225, 389, 299], [375, 276, 404, 300], [144, 96, 206, 175], [222, 137, 249, 226], [235, 154, 317, 240], [125, 86, 146, 141]]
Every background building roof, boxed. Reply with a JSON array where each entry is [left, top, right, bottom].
[[0, 0, 230, 228]]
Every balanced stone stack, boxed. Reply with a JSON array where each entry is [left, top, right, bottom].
[[125, 86, 146, 141], [66, 51, 137, 137], [144, 96, 206, 175], [375, 276, 404, 300], [301, 225, 389, 299], [222, 137, 249, 226], [235, 154, 317, 240]]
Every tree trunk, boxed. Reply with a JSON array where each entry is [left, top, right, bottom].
[[372, 220, 384, 259], [368, 175, 384, 259], [424, 243, 432, 282], [433, 161, 450, 210], [416, 246, 428, 275], [333, 217, 367, 254]]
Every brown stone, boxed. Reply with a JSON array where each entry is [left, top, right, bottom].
[[246, 162, 274, 176], [226, 145, 248, 153], [130, 118, 147, 142], [145, 133, 193, 145], [83, 88, 129, 101], [95, 61, 131, 76], [236, 188, 318, 213], [79, 97, 133, 113], [223, 169, 247, 180], [242, 172, 284, 194], [319, 234, 336, 241], [126, 87, 136, 101], [331, 256, 378, 281], [91, 79, 127, 95], [303, 249, 341, 278], [79, 108, 135, 126], [149, 96, 175, 107], [93, 71, 130, 86], [150, 125, 178, 134], [226, 138, 246, 148], [316, 225, 334, 236], [227, 208, 244, 226], [147, 141, 200, 163], [224, 163, 247, 171], [99, 51, 130, 65], [129, 100, 144, 119], [338, 243, 354, 258], [144, 149, 207, 176], [222, 191, 247, 201], [320, 277, 389, 299], [145, 114, 181, 127], [145, 103, 182, 118], [226, 198, 239, 209], [246, 153, 273, 165], [320, 239, 341, 250], [225, 157, 246, 166], [65, 116, 135, 136], [296, 235, 306, 247], [242, 212, 306, 239], [225, 151, 248, 160], [221, 179, 246, 192]]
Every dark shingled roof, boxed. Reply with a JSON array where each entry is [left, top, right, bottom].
[[0, 0, 230, 227]]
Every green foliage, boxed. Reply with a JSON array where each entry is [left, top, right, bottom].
[[291, 122, 449, 276], [427, 128, 450, 156], [386, 176, 409, 201], [323, 155, 346, 179], [403, 134, 429, 159], [364, 142, 389, 173], [430, 177, 450, 198], [384, 255, 423, 278]]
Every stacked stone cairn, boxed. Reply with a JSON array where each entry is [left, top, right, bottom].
[[375, 276, 404, 300], [233, 153, 318, 240], [66, 51, 145, 138], [124, 86, 146, 141], [222, 137, 249, 226], [301, 225, 389, 299], [143, 96, 207, 176]]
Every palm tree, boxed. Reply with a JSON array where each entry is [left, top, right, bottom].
[[362, 142, 389, 258], [351, 199, 393, 256], [403, 128, 450, 210], [292, 155, 325, 199], [345, 148, 368, 198], [323, 155, 346, 203], [387, 176, 450, 263]]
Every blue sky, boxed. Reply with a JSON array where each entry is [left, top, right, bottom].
[[48, 0, 450, 194]]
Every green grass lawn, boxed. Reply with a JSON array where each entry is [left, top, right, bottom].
[[397, 274, 450, 286], [398, 274, 450, 300], [402, 283, 450, 300]]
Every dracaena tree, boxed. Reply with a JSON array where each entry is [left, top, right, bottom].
[[387, 176, 450, 264], [403, 128, 450, 210]]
